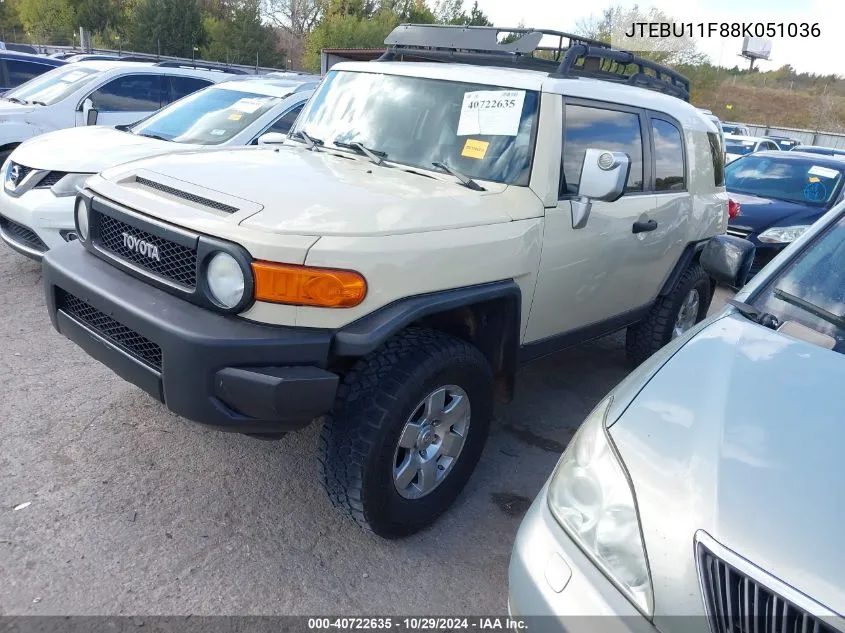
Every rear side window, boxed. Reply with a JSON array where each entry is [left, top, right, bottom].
[[268, 103, 304, 134], [708, 132, 725, 186], [168, 76, 212, 103], [89, 74, 163, 112], [651, 118, 685, 191], [562, 104, 644, 196], [5, 60, 49, 87]]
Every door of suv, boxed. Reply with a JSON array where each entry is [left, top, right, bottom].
[[77, 73, 164, 127], [524, 99, 658, 344], [634, 115, 693, 303]]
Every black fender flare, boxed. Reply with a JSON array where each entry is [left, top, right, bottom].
[[332, 280, 522, 379]]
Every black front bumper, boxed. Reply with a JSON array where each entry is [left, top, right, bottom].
[[43, 242, 339, 433]]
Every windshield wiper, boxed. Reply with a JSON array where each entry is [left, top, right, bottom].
[[728, 299, 780, 329], [136, 132, 170, 142], [431, 162, 485, 192], [334, 141, 386, 166], [4, 96, 28, 104], [773, 287, 845, 330], [289, 130, 323, 151], [30, 100, 47, 106]]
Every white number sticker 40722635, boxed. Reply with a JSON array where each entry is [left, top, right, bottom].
[[457, 90, 526, 137]]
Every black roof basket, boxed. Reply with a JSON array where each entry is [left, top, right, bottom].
[[378, 24, 690, 102], [155, 60, 249, 75]]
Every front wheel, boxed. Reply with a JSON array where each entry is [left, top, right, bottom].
[[319, 327, 493, 538], [626, 262, 711, 366]]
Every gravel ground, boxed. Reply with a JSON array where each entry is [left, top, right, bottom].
[[0, 243, 730, 616]]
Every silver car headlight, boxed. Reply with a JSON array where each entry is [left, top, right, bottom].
[[51, 173, 94, 197], [206, 251, 246, 309], [547, 397, 653, 615], [758, 224, 810, 244]]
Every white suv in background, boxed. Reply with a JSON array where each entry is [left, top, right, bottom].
[[0, 77, 315, 259], [0, 61, 238, 163]]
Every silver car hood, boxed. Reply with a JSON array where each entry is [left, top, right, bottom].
[[610, 312, 845, 621]]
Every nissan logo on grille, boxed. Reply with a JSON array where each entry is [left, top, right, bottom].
[[121, 232, 161, 262]]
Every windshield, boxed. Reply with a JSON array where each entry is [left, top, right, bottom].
[[753, 212, 845, 352], [725, 141, 756, 156], [773, 139, 798, 150], [130, 86, 281, 145], [4, 66, 98, 105], [292, 70, 539, 186], [723, 125, 746, 135], [726, 155, 844, 207]]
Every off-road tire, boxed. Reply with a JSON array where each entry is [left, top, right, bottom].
[[319, 327, 493, 538], [625, 262, 711, 366]]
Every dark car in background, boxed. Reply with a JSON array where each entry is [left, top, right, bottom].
[[0, 51, 65, 94], [792, 145, 845, 157], [727, 151, 845, 276], [766, 135, 800, 151]]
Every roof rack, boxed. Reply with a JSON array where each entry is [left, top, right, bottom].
[[379, 24, 690, 102], [155, 60, 249, 75]]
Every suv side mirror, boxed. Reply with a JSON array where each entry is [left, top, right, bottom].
[[257, 132, 287, 145], [572, 149, 631, 229], [700, 235, 756, 288], [82, 98, 98, 126]]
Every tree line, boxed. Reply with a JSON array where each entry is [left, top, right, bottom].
[[0, 0, 490, 70]]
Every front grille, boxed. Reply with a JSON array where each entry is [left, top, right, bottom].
[[0, 214, 47, 253], [749, 248, 777, 277], [59, 292, 162, 370], [35, 171, 68, 188], [698, 543, 838, 633], [95, 212, 197, 288], [727, 226, 752, 239], [135, 176, 239, 214]]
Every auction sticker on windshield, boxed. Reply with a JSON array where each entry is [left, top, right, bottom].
[[457, 90, 525, 136], [809, 165, 839, 179], [60, 70, 88, 83], [461, 139, 489, 159], [231, 97, 269, 114]]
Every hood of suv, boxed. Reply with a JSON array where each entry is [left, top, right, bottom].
[[0, 101, 34, 116], [100, 145, 524, 237], [14, 126, 181, 172], [609, 313, 845, 618]]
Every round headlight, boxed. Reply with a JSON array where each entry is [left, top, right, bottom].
[[206, 252, 245, 309], [75, 197, 89, 241]]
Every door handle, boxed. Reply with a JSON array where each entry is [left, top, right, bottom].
[[632, 219, 658, 234]]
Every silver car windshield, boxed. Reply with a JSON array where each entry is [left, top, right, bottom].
[[291, 70, 539, 186], [4, 66, 98, 105], [131, 87, 281, 145], [755, 213, 845, 351]]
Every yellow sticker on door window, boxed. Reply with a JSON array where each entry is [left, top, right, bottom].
[[809, 176, 820, 183], [461, 139, 490, 160], [228, 113, 242, 121]]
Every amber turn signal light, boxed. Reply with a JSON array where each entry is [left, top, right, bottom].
[[252, 261, 367, 308]]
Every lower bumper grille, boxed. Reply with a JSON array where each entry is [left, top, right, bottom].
[[58, 291, 162, 371], [698, 540, 838, 633], [0, 215, 47, 253], [727, 226, 752, 239]]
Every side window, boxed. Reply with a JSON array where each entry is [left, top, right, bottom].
[[6, 60, 48, 87], [167, 76, 212, 104], [89, 74, 163, 112], [707, 132, 725, 187], [651, 118, 685, 192], [268, 103, 305, 134], [561, 104, 644, 197]]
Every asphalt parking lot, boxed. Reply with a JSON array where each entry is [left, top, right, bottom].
[[0, 244, 731, 616]]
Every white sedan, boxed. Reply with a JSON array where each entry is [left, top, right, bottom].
[[0, 76, 316, 259], [724, 133, 781, 163]]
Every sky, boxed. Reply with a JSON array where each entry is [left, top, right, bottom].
[[475, 0, 845, 76]]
